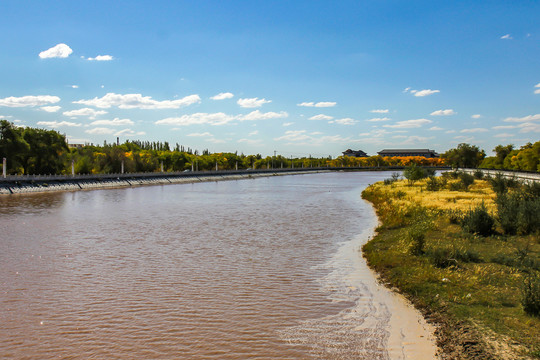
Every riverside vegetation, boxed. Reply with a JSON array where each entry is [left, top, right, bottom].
[[362, 168, 540, 359]]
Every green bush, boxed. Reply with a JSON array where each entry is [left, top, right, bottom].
[[460, 203, 495, 236], [447, 209, 463, 224], [459, 172, 475, 190], [522, 273, 540, 317], [403, 164, 427, 184], [408, 228, 426, 255], [473, 169, 484, 179], [430, 248, 457, 268], [489, 172, 520, 194], [426, 176, 440, 191], [496, 188, 540, 235]]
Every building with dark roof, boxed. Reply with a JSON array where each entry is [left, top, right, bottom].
[[342, 149, 368, 157], [377, 149, 439, 158]]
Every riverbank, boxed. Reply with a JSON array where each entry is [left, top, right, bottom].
[[0, 170, 326, 195], [361, 176, 540, 359]]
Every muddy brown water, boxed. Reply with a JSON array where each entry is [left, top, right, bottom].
[[0, 172, 436, 359]]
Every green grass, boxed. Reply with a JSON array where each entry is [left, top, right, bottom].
[[362, 180, 540, 359]]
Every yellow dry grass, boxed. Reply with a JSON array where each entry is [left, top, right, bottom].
[[373, 179, 496, 212]]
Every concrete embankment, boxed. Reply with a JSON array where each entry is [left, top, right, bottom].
[[0, 169, 328, 195]]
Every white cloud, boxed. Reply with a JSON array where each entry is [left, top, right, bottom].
[[366, 117, 391, 122], [309, 114, 333, 121], [71, 85, 79, 89], [187, 132, 213, 137], [156, 113, 235, 126], [445, 130, 456, 134], [535, 83, 540, 87], [239, 110, 288, 121], [413, 89, 440, 97], [370, 109, 389, 113], [430, 109, 455, 116], [237, 97, 271, 108], [210, 92, 234, 100], [297, 101, 337, 107], [85, 127, 115, 135], [492, 125, 516, 130], [74, 93, 201, 109], [518, 122, 540, 133], [274, 130, 312, 142], [248, 130, 259, 136], [63, 108, 108, 119], [238, 138, 262, 145], [503, 114, 540, 122], [383, 119, 432, 128], [454, 135, 475, 142], [37, 121, 81, 127], [500, 34, 513, 40], [494, 133, 515, 138], [429, 126, 444, 131], [471, 114, 482, 119], [90, 118, 134, 126], [535, 89, 540, 95], [310, 131, 323, 135], [39, 43, 73, 59], [114, 128, 146, 137], [403, 87, 411, 93], [460, 128, 488, 133], [398, 135, 432, 145], [329, 118, 356, 125], [0, 95, 60, 107], [273, 130, 350, 145], [41, 106, 61, 112], [87, 55, 114, 61], [282, 122, 294, 127]]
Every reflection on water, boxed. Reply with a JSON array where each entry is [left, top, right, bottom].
[[0, 172, 434, 359]]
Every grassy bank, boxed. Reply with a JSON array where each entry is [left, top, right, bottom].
[[362, 173, 539, 359]]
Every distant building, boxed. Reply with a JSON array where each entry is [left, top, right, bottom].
[[342, 149, 368, 157], [377, 149, 439, 158], [67, 143, 85, 149]]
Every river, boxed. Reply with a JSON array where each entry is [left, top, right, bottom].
[[0, 172, 436, 359]]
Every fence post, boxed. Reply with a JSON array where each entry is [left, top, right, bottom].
[[2, 158, 6, 178]]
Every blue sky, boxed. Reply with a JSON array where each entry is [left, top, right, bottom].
[[0, 1, 538, 157]]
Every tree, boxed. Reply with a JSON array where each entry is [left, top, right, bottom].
[[442, 143, 486, 168], [21, 127, 69, 174], [403, 163, 427, 185], [494, 144, 514, 164], [0, 120, 30, 174]]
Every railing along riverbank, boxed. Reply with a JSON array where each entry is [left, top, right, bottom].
[[0, 166, 452, 195], [457, 168, 540, 183]]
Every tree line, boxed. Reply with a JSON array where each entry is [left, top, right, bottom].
[[1, 120, 539, 175]]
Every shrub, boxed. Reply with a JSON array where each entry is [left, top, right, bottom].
[[496, 188, 540, 235], [460, 203, 495, 236], [447, 209, 463, 224], [403, 164, 427, 184], [448, 181, 463, 191], [408, 228, 426, 256], [425, 168, 436, 177], [383, 178, 394, 185], [496, 192, 520, 235], [426, 176, 440, 191], [489, 172, 520, 194], [430, 248, 457, 268], [473, 169, 484, 179], [522, 272, 540, 317], [459, 172, 475, 190], [453, 248, 482, 263]]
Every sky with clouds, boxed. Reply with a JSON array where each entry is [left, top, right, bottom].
[[0, 1, 539, 157]]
